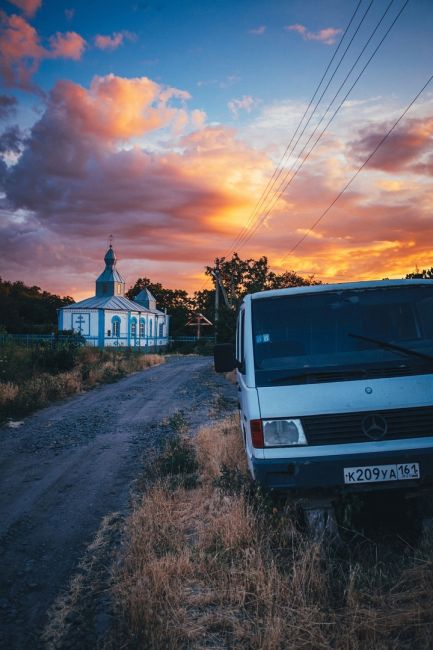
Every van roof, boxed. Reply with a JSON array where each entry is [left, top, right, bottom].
[[248, 279, 433, 301]]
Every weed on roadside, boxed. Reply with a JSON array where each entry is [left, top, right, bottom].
[[112, 414, 433, 650], [0, 346, 164, 422]]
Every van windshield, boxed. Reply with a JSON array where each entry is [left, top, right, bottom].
[[252, 285, 433, 386]]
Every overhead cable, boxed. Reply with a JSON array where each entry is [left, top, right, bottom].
[[238, 0, 407, 251], [280, 71, 433, 262]]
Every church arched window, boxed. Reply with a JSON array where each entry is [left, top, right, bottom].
[[112, 316, 121, 337], [149, 320, 153, 338], [131, 318, 137, 338], [139, 318, 145, 337]]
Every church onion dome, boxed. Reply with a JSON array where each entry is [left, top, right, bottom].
[[95, 243, 126, 296], [104, 245, 116, 267]]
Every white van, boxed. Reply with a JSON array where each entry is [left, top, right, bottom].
[[215, 280, 433, 503]]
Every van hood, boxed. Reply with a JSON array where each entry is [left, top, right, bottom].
[[256, 373, 433, 419]]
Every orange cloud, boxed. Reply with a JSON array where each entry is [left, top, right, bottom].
[[94, 30, 136, 50], [0, 11, 86, 90], [46, 74, 192, 141], [6, 0, 41, 17]]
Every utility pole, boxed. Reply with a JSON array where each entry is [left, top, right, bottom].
[[214, 267, 220, 342]]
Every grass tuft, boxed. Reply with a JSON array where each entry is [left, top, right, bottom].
[[112, 415, 433, 649], [0, 345, 164, 421]]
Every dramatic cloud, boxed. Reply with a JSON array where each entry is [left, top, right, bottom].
[[0, 11, 86, 90], [0, 125, 23, 155], [228, 95, 260, 118], [285, 23, 342, 45], [2, 78, 433, 296], [248, 26, 266, 35], [94, 30, 136, 50], [6, 0, 41, 17], [1, 73, 271, 294], [0, 94, 17, 120], [349, 116, 433, 172], [40, 74, 192, 141]]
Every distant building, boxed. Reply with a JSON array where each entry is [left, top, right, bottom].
[[58, 245, 170, 348]]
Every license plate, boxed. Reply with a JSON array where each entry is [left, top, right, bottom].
[[344, 463, 420, 484]]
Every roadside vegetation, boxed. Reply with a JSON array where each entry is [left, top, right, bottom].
[[112, 415, 433, 649], [0, 344, 164, 422]]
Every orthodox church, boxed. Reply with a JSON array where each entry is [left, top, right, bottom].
[[58, 245, 170, 348]]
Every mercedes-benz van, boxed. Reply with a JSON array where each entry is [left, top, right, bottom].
[[214, 280, 433, 499]]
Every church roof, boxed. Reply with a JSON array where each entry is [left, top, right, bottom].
[[63, 295, 164, 314], [135, 288, 156, 303]]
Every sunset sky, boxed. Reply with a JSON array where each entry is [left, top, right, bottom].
[[1, 0, 433, 300]]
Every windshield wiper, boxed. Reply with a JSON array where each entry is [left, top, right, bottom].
[[270, 368, 369, 384], [348, 333, 433, 364]]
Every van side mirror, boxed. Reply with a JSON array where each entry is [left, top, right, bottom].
[[214, 343, 236, 373]]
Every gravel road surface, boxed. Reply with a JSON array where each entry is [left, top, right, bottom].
[[0, 355, 237, 649]]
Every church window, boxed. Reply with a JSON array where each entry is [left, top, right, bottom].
[[139, 318, 145, 337], [149, 320, 153, 338], [117, 284, 122, 295], [112, 316, 120, 337], [159, 323, 164, 338], [131, 318, 137, 338]]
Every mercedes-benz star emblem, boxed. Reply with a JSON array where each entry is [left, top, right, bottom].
[[361, 414, 388, 440]]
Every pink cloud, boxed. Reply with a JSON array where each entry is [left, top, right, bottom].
[[248, 26, 266, 35], [49, 31, 86, 60], [6, 0, 41, 17], [285, 23, 342, 45], [349, 117, 433, 172], [0, 11, 86, 90], [94, 30, 136, 50]]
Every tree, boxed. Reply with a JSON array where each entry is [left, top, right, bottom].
[[0, 278, 74, 333], [205, 253, 320, 342], [406, 268, 433, 279], [126, 277, 193, 336]]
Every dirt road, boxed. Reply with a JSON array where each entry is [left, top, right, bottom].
[[0, 355, 236, 649]]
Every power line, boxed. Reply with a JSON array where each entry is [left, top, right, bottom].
[[224, 0, 366, 256], [280, 71, 433, 263], [238, 0, 407, 251]]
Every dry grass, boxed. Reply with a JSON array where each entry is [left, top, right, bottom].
[[0, 381, 19, 405], [113, 416, 433, 650], [0, 347, 164, 421]]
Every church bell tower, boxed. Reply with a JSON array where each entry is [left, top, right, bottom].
[[95, 244, 126, 297]]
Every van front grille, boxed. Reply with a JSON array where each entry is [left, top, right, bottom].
[[302, 406, 433, 445]]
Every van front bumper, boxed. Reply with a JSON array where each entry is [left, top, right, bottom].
[[252, 446, 433, 496]]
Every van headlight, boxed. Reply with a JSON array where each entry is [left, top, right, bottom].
[[262, 419, 307, 447]]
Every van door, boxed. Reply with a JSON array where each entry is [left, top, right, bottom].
[[236, 307, 248, 448]]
